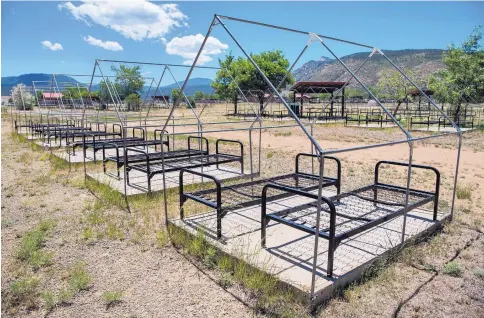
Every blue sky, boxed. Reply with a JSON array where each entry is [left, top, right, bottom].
[[1, 1, 483, 84]]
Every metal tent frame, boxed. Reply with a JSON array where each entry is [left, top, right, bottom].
[[164, 15, 462, 299], [86, 59, 261, 198]]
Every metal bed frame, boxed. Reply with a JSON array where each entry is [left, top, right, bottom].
[[345, 111, 399, 127], [126, 137, 244, 193], [409, 115, 442, 130], [261, 160, 440, 277], [439, 115, 474, 129], [179, 154, 341, 239], [101, 128, 174, 178], [69, 127, 156, 161], [38, 122, 117, 145]]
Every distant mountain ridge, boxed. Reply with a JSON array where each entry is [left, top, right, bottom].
[[293, 49, 445, 86], [1, 74, 214, 96], [1, 74, 79, 95], [2, 50, 445, 96]]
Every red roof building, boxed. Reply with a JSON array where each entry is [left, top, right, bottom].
[[41, 92, 63, 100]]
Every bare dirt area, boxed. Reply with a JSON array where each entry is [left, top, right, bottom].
[[2, 112, 484, 317]]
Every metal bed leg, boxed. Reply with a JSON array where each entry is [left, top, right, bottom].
[[147, 174, 152, 194], [327, 208, 337, 277], [126, 169, 131, 187], [216, 183, 223, 239], [261, 196, 268, 247]]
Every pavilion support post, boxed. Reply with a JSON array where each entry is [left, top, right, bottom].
[[330, 92, 334, 117], [300, 94, 303, 117], [341, 88, 345, 117]]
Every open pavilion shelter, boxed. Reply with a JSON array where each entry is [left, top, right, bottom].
[[290, 81, 346, 118]]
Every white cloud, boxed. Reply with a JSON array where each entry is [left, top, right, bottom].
[[59, 1, 187, 41], [41, 41, 63, 51], [165, 34, 228, 65], [83, 35, 123, 51]]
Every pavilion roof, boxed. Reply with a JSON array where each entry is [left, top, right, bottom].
[[407, 89, 434, 97], [290, 81, 346, 93], [41, 92, 63, 99]]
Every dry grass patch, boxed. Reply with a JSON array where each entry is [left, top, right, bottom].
[[168, 225, 307, 317], [456, 183, 473, 200]]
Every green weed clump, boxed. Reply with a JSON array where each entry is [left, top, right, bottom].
[[40, 262, 92, 311], [443, 261, 462, 277], [103, 291, 123, 309], [68, 262, 92, 292], [155, 230, 168, 248], [473, 269, 484, 279], [4, 276, 40, 311], [273, 131, 292, 137], [16, 220, 56, 269]]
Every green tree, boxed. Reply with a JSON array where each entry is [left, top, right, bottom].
[[124, 93, 141, 111], [429, 26, 484, 121], [344, 88, 365, 98], [11, 84, 34, 110], [193, 91, 206, 100], [98, 80, 112, 103], [111, 65, 145, 110], [62, 86, 83, 100], [186, 96, 196, 109], [171, 88, 182, 105], [377, 68, 422, 115], [211, 53, 239, 112], [209, 93, 219, 100], [171, 88, 195, 109], [213, 51, 294, 113], [87, 90, 99, 99], [35, 90, 43, 104]]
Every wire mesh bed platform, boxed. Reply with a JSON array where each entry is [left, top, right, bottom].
[[180, 154, 341, 239], [124, 138, 244, 193], [265, 184, 436, 237], [44, 130, 122, 146], [103, 136, 211, 178], [261, 161, 439, 277], [69, 133, 169, 161]]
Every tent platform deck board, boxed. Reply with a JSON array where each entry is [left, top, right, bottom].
[[345, 123, 398, 129], [87, 165, 248, 196], [409, 127, 472, 133], [52, 146, 160, 163]]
